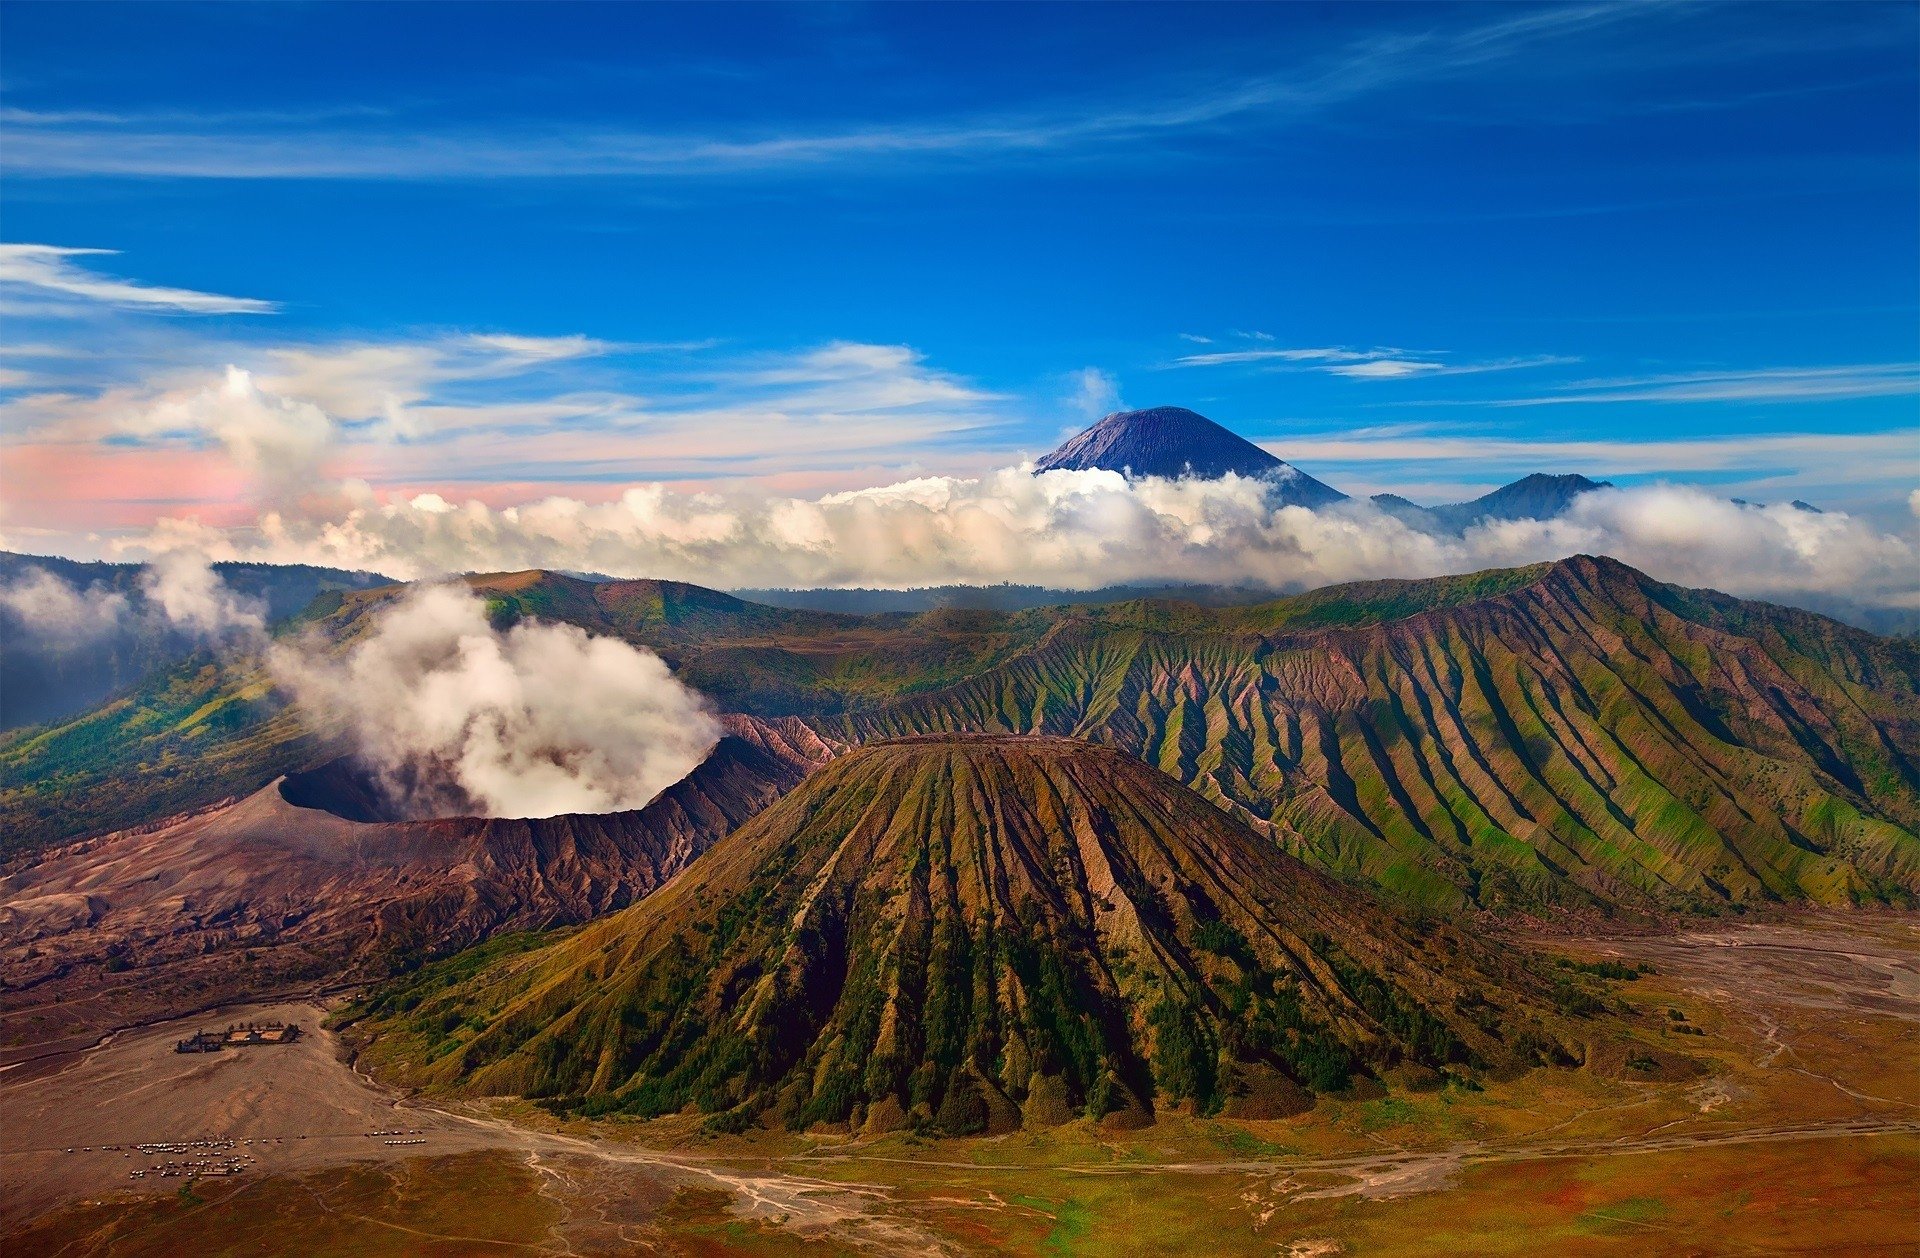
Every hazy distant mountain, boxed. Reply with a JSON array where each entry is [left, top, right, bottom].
[[349, 734, 1559, 1131], [1035, 406, 1349, 508], [1730, 497, 1824, 514], [1432, 473, 1613, 529], [1371, 474, 1614, 533], [0, 552, 388, 731], [733, 582, 1294, 615], [1366, 492, 1438, 528]]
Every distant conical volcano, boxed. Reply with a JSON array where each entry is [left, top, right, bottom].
[[1035, 406, 1348, 507], [352, 734, 1559, 1135], [1372, 473, 1615, 533]]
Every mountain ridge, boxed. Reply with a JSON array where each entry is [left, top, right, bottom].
[[826, 555, 1920, 911], [6, 555, 1914, 916], [1373, 474, 1615, 533]]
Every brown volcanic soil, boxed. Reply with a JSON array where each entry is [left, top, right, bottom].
[[0, 717, 832, 1063], [0, 998, 506, 1227], [0, 996, 950, 1249], [4, 913, 1913, 1254]]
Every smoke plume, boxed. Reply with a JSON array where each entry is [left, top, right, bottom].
[[138, 551, 266, 637], [269, 584, 719, 820]]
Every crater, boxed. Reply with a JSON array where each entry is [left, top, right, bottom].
[[279, 756, 479, 823]]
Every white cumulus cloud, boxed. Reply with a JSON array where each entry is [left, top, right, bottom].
[[121, 469, 1920, 621]]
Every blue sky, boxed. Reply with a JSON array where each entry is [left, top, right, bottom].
[[2, 0, 1916, 555]]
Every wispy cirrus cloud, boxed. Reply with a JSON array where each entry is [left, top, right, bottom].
[[0, 4, 1671, 182], [1172, 346, 1378, 368], [1479, 363, 1920, 406], [251, 334, 632, 436], [1331, 355, 1579, 380], [0, 243, 277, 314], [1170, 344, 1576, 379], [1266, 425, 1919, 479]]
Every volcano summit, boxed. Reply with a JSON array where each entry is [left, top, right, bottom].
[[1034, 405, 1349, 507]]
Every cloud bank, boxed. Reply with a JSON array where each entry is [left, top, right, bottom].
[[130, 466, 1918, 620], [269, 584, 719, 820]]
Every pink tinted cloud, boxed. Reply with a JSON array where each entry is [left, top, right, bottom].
[[3, 443, 257, 528]]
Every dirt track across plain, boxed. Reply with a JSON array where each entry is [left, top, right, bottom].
[[5, 912, 1917, 1254]]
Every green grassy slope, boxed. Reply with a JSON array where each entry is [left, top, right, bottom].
[[347, 735, 1561, 1133], [830, 557, 1920, 912], [0, 552, 388, 731], [0, 654, 327, 850]]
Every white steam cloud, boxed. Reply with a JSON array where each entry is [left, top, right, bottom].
[[268, 584, 719, 820], [4, 555, 720, 819], [0, 568, 130, 641], [1067, 368, 1123, 419], [1, 553, 263, 642], [141, 467, 1920, 617], [138, 551, 266, 637]]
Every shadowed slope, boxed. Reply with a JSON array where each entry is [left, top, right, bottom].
[[352, 736, 1557, 1134]]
